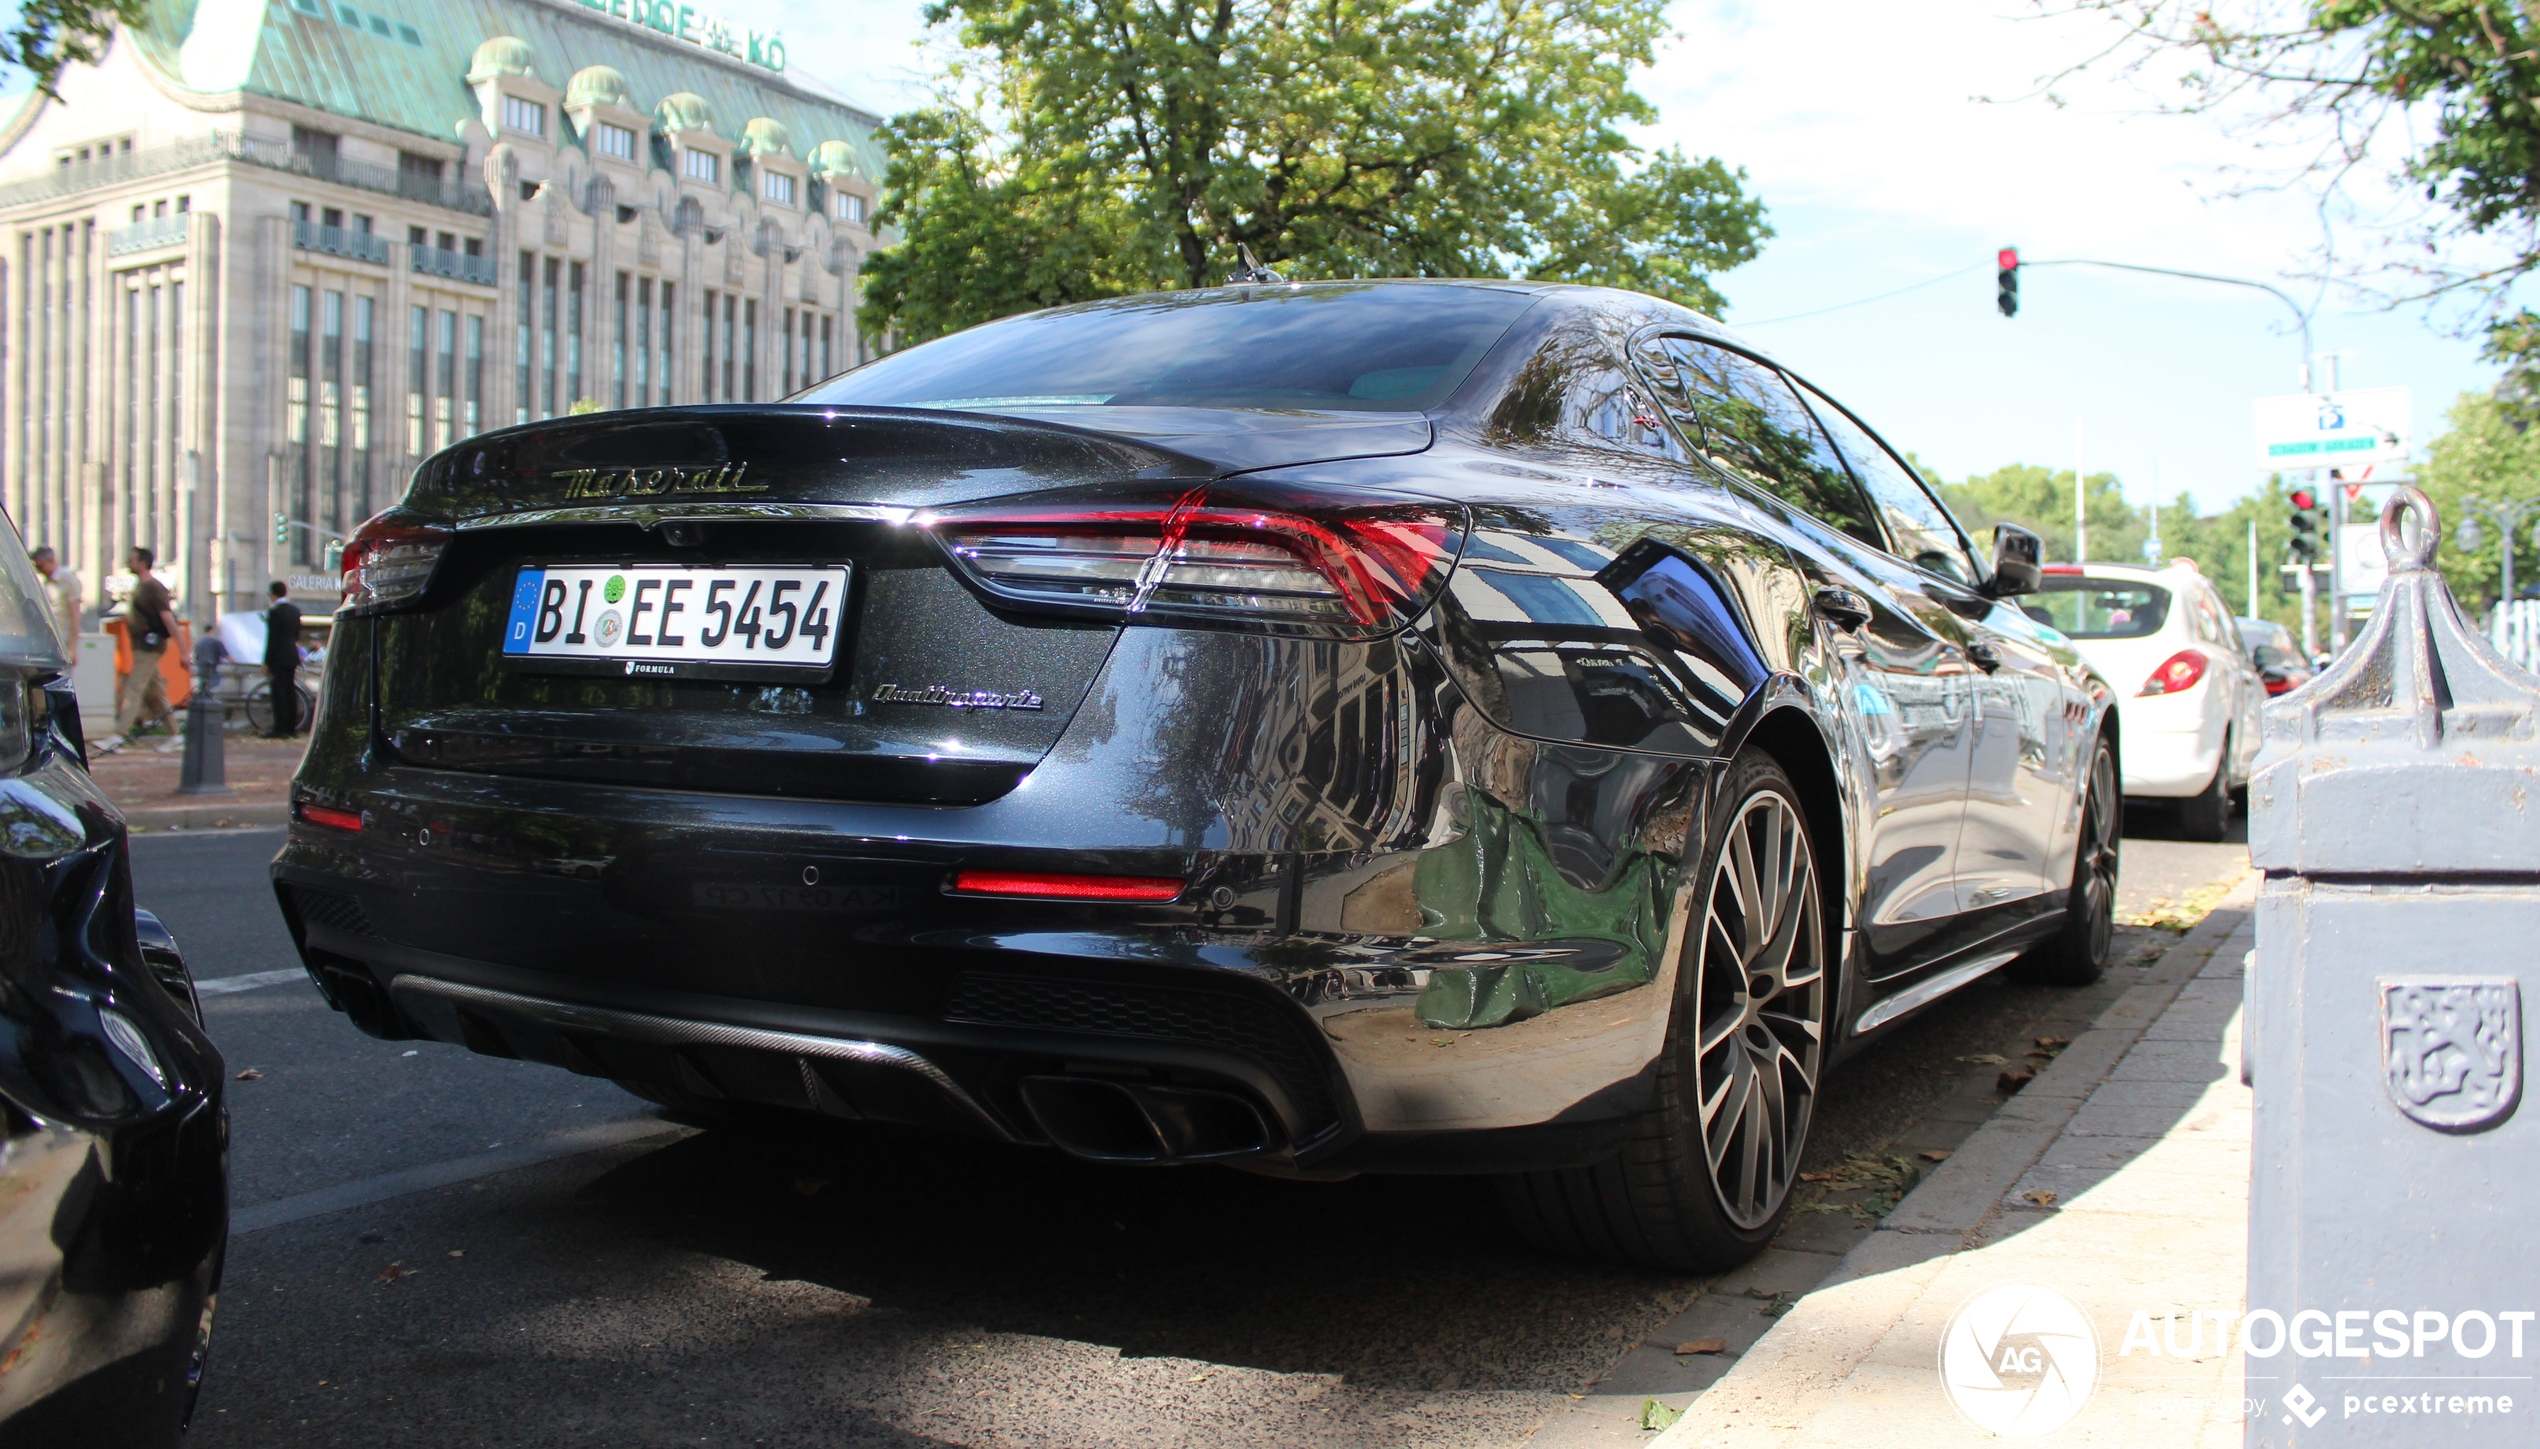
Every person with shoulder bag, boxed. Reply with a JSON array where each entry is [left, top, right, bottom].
[[115, 546, 179, 739]]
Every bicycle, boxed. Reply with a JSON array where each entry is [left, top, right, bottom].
[[243, 675, 316, 736]]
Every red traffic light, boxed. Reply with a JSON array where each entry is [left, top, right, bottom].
[[2289, 489, 2316, 510], [1997, 247, 2020, 271]]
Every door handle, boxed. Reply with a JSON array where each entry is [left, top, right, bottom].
[[1813, 587, 1872, 632], [1967, 640, 2003, 673]]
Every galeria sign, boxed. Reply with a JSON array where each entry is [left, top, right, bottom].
[[573, 0, 785, 73], [2252, 387, 2412, 469]]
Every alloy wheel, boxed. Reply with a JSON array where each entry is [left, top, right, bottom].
[[2076, 746, 2119, 963], [1691, 788, 1826, 1229]]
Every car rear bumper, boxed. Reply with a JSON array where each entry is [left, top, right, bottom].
[[274, 626, 1705, 1174], [2119, 727, 2224, 796]]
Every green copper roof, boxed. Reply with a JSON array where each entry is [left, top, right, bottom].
[[123, 0, 882, 179]]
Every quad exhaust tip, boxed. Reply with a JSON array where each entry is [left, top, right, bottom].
[[1017, 1076, 1275, 1163]]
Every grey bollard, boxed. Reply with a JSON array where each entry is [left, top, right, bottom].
[[175, 635, 232, 798], [2247, 486, 2538, 1444]]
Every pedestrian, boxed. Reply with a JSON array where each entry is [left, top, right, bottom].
[[115, 546, 179, 741], [28, 546, 82, 648], [263, 580, 303, 738]]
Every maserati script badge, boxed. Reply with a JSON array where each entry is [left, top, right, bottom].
[[2380, 976, 2522, 1133], [871, 683, 1044, 711]]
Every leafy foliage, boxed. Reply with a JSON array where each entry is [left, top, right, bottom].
[[860, 0, 1770, 345], [3, 0, 143, 98], [2050, 2, 2540, 344], [2418, 387, 2540, 609]]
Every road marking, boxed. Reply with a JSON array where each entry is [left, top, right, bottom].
[[196, 967, 310, 996], [230, 1116, 690, 1237]]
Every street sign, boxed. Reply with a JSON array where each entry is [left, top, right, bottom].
[[2338, 521, 2388, 597], [2252, 387, 2413, 469]]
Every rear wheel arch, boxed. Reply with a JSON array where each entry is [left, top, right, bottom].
[[1737, 704, 1847, 969]]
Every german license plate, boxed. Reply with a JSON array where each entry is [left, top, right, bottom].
[[502, 564, 848, 679]]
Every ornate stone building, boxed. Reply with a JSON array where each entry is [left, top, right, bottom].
[[0, 0, 885, 619]]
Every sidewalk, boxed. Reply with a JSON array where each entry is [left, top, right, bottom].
[[83, 730, 304, 830], [1653, 874, 2257, 1448]]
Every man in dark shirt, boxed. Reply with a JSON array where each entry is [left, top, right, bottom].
[[264, 581, 303, 738], [115, 547, 179, 740]]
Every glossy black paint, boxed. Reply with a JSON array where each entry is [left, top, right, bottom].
[[0, 677, 225, 1446], [276, 281, 2111, 1177]]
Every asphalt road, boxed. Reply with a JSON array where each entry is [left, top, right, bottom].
[[136, 809, 2249, 1449]]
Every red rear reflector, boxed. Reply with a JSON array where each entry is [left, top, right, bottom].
[[294, 802, 363, 832], [2137, 649, 2208, 697], [949, 871, 1183, 902], [2040, 564, 2083, 575]]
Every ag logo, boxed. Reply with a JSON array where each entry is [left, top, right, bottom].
[[1938, 1281, 2100, 1437]]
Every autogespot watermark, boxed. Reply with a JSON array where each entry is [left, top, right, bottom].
[[1940, 1282, 2102, 1438], [1939, 1283, 2534, 1436]]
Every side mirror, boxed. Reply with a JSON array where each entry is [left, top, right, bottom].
[[1987, 524, 2043, 597]]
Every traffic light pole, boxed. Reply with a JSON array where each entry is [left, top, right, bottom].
[[2297, 552, 2319, 660]]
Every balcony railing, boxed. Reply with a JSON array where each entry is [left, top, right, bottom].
[[293, 219, 392, 265], [106, 213, 190, 257], [0, 131, 492, 216], [410, 243, 498, 287]]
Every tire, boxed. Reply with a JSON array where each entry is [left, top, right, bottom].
[[1496, 747, 1831, 1272], [2014, 732, 2118, 986], [2176, 736, 2232, 842]]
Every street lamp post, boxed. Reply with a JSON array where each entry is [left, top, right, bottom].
[[2454, 497, 2540, 608]]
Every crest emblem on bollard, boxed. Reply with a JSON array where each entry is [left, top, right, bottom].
[[2379, 977, 2521, 1132]]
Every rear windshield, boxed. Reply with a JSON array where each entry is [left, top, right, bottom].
[[2024, 578, 2171, 639], [802, 284, 1537, 414]]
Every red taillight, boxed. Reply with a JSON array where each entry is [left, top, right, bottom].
[[924, 484, 1461, 635], [949, 871, 1184, 901], [294, 801, 363, 832], [2138, 649, 2208, 696], [2264, 673, 2299, 696], [2040, 564, 2083, 575], [338, 510, 451, 614]]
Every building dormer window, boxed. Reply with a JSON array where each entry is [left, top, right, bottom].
[[501, 96, 546, 137], [836, 192, 865, 224], [682, 149, 720, 184], [594, 122, 636, 161], [763, 171, 795, 206]]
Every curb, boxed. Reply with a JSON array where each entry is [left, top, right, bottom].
[[124, 800, 290, 832], [1650, 871, 2259, 1447]]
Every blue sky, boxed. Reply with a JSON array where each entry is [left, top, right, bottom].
[[5, 0, 2506, 513]]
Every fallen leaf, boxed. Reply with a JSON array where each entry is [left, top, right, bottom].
[[2036, 1035, 2072, 1049], [446, 1250, 465, 1259], [2021, 1188, 2059, 1208], [1918, 1149, 1952, 1162], [375, 1262, 417, 1284], [1798, 1169, 1837, 1182], [233, 1068, 263, 1081], [1674, 1337, 1728, 1356], [1997, 1070, 2035, 1092], [1959, 1053, 2007, 1065], [1640, 1398, 1685, 1431]]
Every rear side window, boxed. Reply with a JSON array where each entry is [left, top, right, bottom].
[[2028, 578, 2171, 639], [1636, 336, 1884, 549], [806, 284, 1536, 414]]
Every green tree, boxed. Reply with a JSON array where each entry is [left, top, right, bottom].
[[2055, 2, 2540, 356], [1928, 461, 2142, 566], [3, 0, 142, 97], [861, 0, 1769, 345], [2418, 388, 2540, 611]]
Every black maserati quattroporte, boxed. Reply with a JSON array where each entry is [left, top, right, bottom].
[[274, 281, 2117, 1269]]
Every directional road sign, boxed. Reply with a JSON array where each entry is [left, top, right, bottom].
[[2253, 387, 2412, 469]]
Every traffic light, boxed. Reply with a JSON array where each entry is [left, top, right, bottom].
[[2288, 488, 2322, 563], [273, 511, 289, 546], [1996, 247, 2019, 318]]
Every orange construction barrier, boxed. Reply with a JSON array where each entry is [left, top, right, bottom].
[[104, 617, 194, 710]]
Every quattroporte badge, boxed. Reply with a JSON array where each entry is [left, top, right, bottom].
[[871, 683, 1044, 710], [2380, 977, 2521, 1132]]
